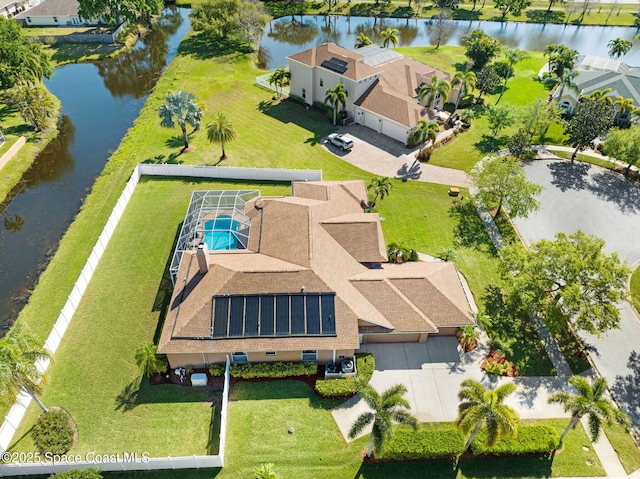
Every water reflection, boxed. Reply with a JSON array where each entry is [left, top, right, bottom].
[[0, 8, 191, 333], [260, 15, 640, 68]]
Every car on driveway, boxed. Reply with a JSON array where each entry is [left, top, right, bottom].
[[327, 133, 354, 150]]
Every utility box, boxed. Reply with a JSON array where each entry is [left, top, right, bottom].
[[191, 373, 208, 387]]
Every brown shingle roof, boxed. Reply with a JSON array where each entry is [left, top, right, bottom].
[[321, 214, 386, 263], [288, 43, 378, 81]]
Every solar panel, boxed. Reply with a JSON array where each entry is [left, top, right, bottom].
[[211, 293, 336, 339], [321, 57, 348, 74], [259, 296, 275, 336], [212, 297, 230, 338], [291, 295, 306, 335], [275, 295, 290, 336]]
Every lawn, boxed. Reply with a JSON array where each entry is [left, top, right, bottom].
[[94, 381, 606, 479], [603, 423, 640, 474], [631, 266, 640, 313]]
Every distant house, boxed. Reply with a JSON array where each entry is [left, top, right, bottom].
[[287, 43, 452, 144], [553, 55, 640, 122], [159, 181, 475, 368], [1, 0, 29, 19], [14, 0, 97, 26]]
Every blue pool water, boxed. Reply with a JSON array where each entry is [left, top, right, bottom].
[[203, 216, 240, 250]]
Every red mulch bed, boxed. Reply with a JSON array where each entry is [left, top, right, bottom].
[[481, 349, 521, 377]]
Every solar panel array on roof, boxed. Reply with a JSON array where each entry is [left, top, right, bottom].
[[211, 292, 337, 338], [321, 57, 348, 74]]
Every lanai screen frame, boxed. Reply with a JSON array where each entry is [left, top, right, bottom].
[[170, 190, 260, 285]]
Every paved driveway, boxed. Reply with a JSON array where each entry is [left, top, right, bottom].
[[512, 159, 640, 433], [332, 338, 568, 441]]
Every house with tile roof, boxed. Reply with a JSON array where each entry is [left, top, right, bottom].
[[159, 180, 475, 368], [552, 55, 640, 123], [287, 43, 451, 145]]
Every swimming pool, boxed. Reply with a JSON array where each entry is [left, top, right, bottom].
[[203, 216, 241, 250]]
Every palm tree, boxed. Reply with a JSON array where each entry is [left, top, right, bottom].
[[586, 88, 613, 103], [0, 323, 52, 412], [548, 376, 630, 443], [418, 74, 451, 110], [613, 96, 634, 122], [367, 176, 393, 208], [254, 463, 279, 479], [135, 343, 168, 378], [354, 32, 372, 49], [496, 49, 529, 104], [607, 38, 633, 60], [552, 70, 579, 102], [408, 120, 439, 148], [206, 112, 238, 160], [324, 83, 348, 126], [159, 91, 203, 151], [456, 379, 519, 451], [348, 383, 418, 458], [451, 71, 476, 109], [268, 68, 289, 98], [380, 27, 399, 48]]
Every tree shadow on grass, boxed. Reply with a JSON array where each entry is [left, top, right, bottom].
[[115, 376, 209, 411], [257, 98, 333, 137], [141, 152, 182, 164], [525, 9, 566, 23], [449, 198, 498, 254], [457, 452, 555, 478], [177, 34, 253, 60], [354, 458, 459, 478], [452, 8, 481, 20], [482, 285, 555, 377], [474, 134, 508, 154]]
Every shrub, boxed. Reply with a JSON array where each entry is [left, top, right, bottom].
[[209, 364, 225, 376], [230, 361, 317, 379], [382, 426, 466, 459], [315, 353, 375, 397], [32, 409, 75, 454], [312, 101, 333, 117], [49, 469, 103, 479], [484, 360, 510, 375], [417, 146, 433, 161], [459, 94, 475, 109], [472, 424, 560, 455]]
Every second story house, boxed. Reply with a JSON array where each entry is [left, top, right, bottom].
[[288, 43, 451, 145]]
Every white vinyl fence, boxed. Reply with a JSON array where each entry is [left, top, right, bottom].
[[0, 164, 321, 474], [256, 72, 290, 97]]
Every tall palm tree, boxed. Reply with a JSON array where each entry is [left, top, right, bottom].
[[268, 68, 289, 98], [354, 32, 372, 49], [408, 120, 439, 153], [206, 112, 238, 159], [348, 383, 418, 458], [135, 343, 168, 378], [451, 71, 477, 109], [418, 74, 451, 110], [159, 91, 203, 151], [254, 463, 279, 479], [607, 38, 633, 60], [496, 49, 529, 104], [367, 176, 393, 208], [324, 83, 348, 126], [552, 70, 579, 103], [548, 376, 630, 442], [0, 323, 52, 412], [380, 27, 399, 48], [613, 96, 634, 122], [456, 379, 519, 451]]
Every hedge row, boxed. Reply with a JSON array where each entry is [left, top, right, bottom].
[[315, 353, 375, 398], [382, 427, 466, 460], [471, 424, 560, 455], [229, 361, 317, 379]]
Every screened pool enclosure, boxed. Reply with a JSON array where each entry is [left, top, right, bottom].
[[170, 190, 259, 284]]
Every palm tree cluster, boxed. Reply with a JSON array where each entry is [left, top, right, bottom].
[[324, 83, 348, 126], [159, 91, 238, 159], [418, 74, 451, 110], [380, 28, 399, 48], [268, 68, 291, 99]]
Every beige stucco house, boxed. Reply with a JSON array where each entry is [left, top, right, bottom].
[[287, 43, 452, 144], [159, 180, 475, 368], [15, 0, 98, 26]]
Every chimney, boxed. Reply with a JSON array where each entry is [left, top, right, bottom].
[[196, 243, 209, 274]]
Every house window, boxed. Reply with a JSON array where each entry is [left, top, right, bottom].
[[320, 78, 324, 87], [302, 88, 306, 99], [265, 351, 277, 357], [302, 350, 317, 361], [53, 16, 58, 22], [231, 352, 248, 364]]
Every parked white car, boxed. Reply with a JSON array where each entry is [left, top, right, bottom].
[[327, 133, 354, 150]]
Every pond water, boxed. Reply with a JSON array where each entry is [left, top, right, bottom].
[[260, 15, 640, 68], [0, 8, 191, 333]]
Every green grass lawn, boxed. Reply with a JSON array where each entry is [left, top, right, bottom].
[[603, 423, 640, 474], [631, 266, 640, 313]]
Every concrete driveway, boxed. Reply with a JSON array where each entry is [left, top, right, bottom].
[[332, 338, 569, 441], [512, 158, 640, 433], [322, 124, 472, 188]]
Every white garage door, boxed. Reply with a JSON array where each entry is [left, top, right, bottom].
[[364, 112, 382, 132], [382, 120, 408, 144]]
